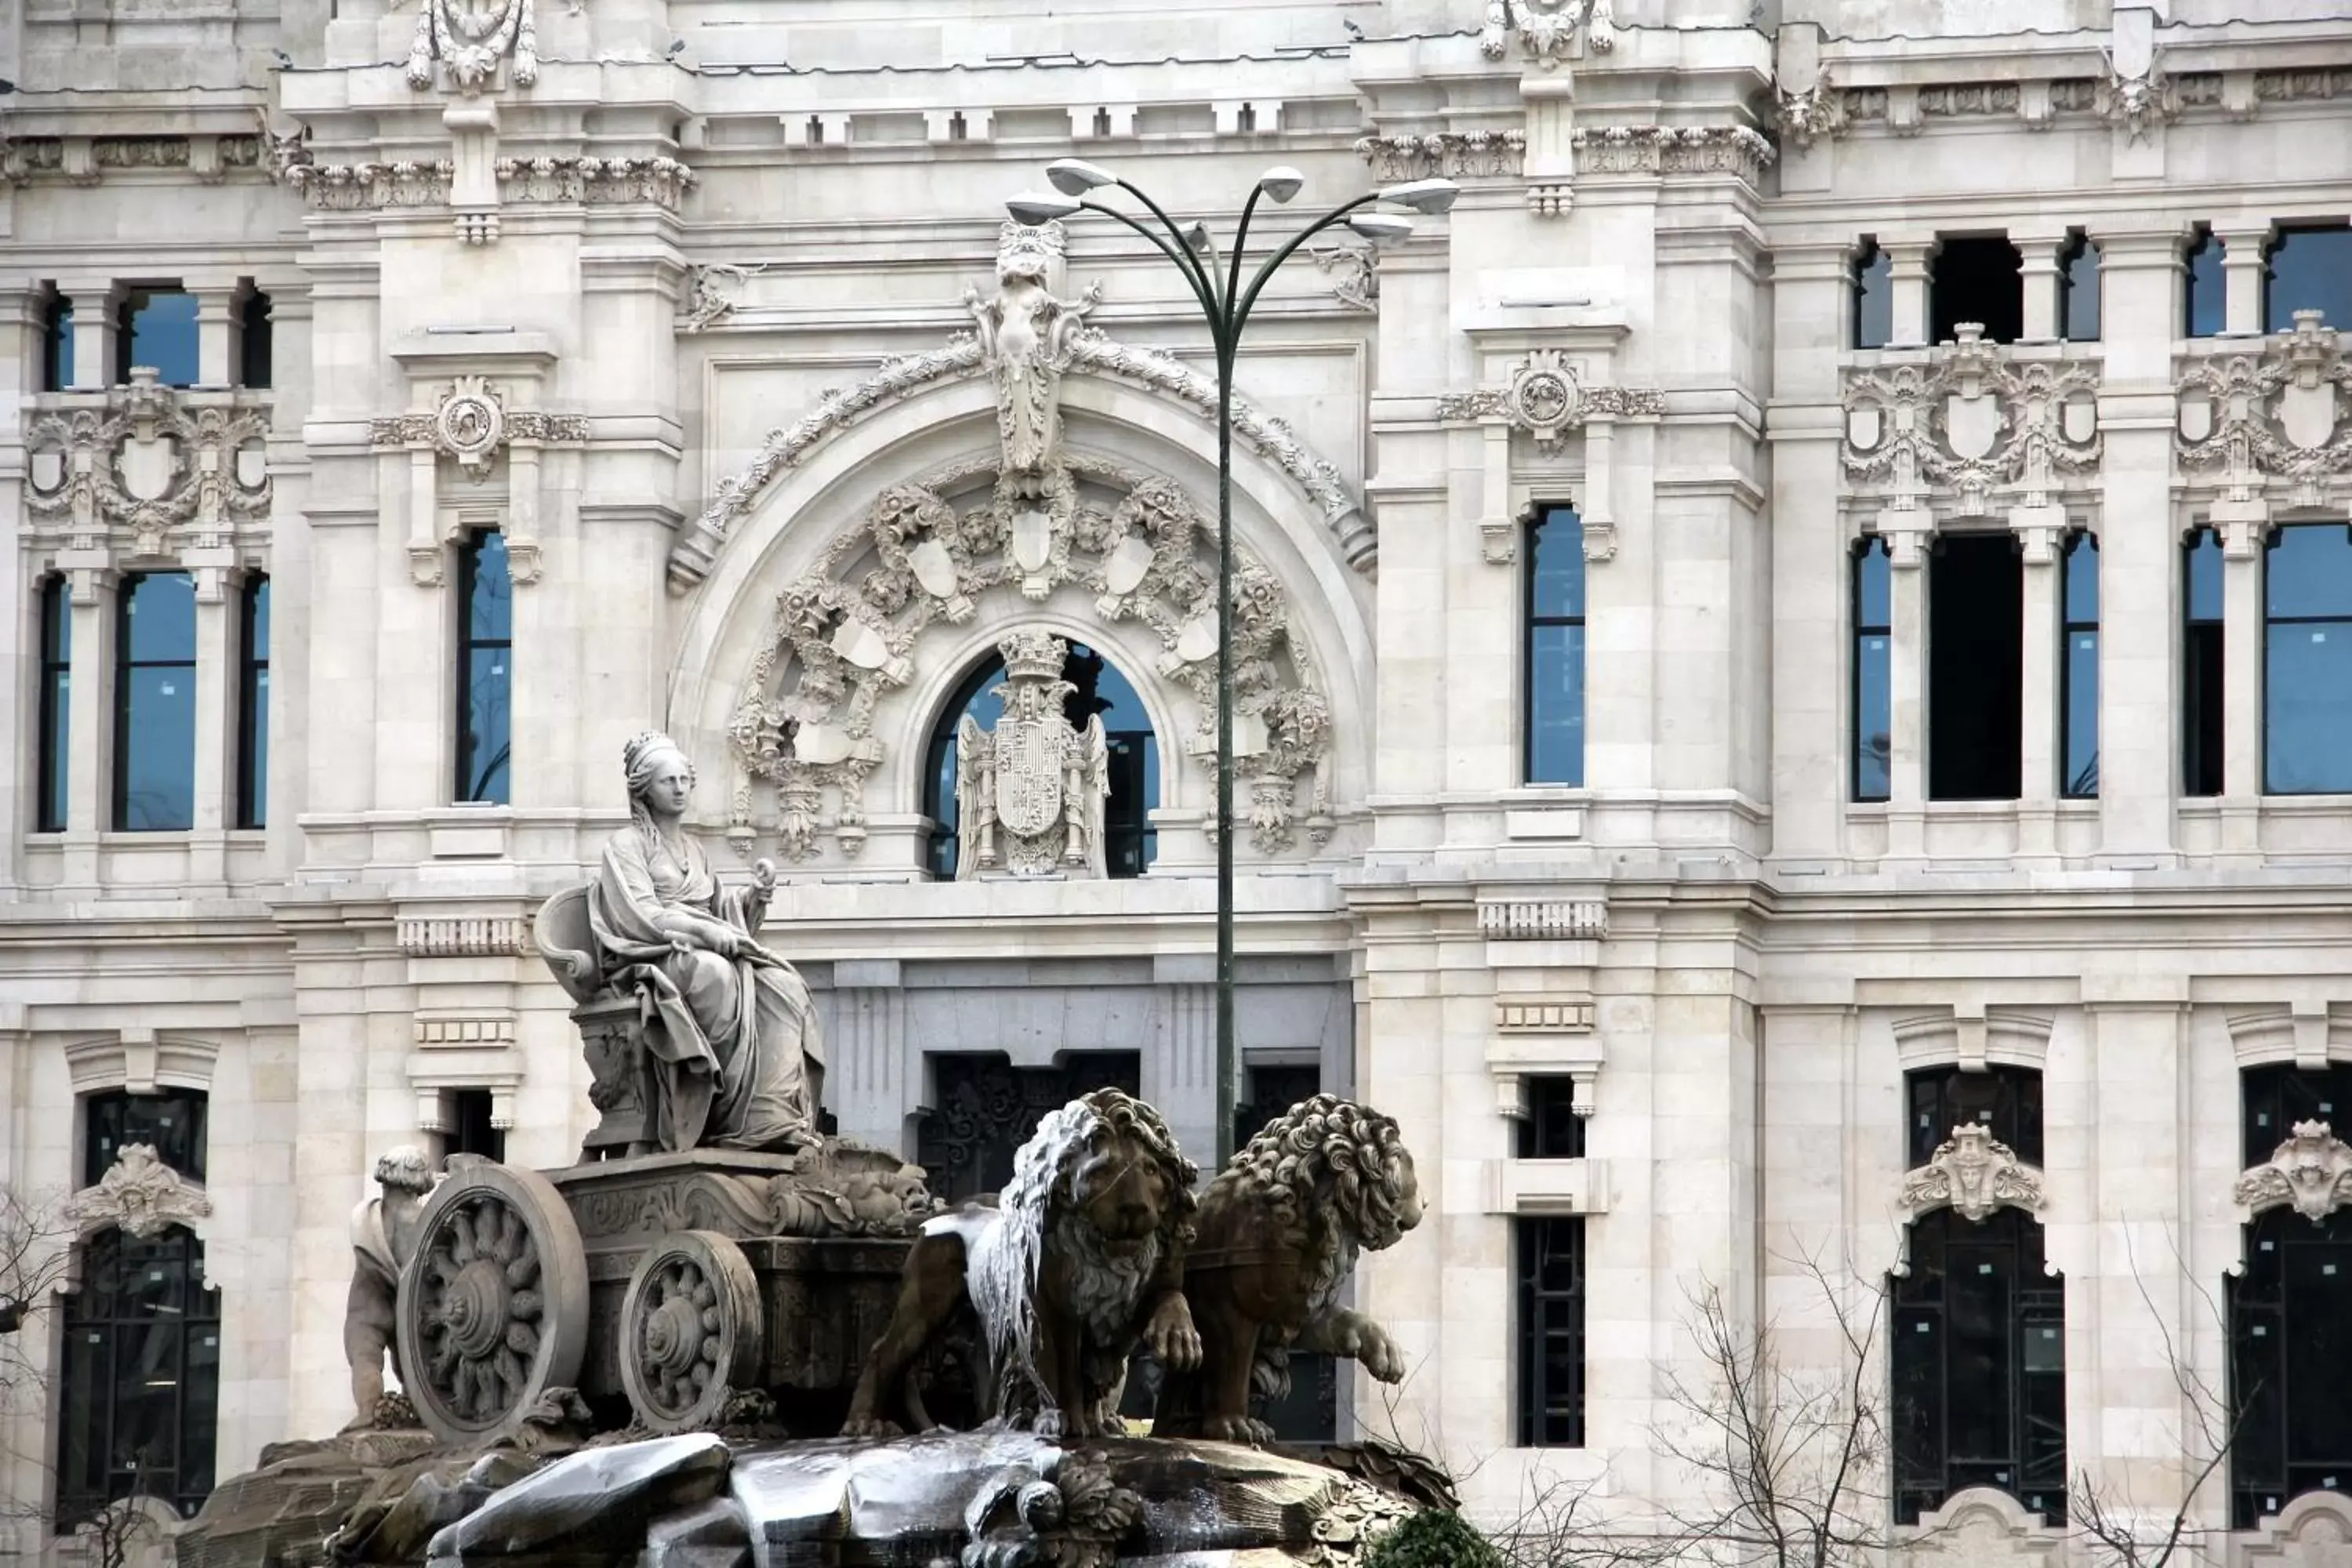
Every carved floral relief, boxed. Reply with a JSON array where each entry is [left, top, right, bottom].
[[2176, 311, 2352, 508], [2236, 1120, 2352, 1224], [24, 374, 272, 557], [1899, 1123, 2046, 1225], [407, 0, 539, 94], [1843, 325, 2103, 521], [1438, 350, 1666, 453], [66, 1145, 213, 1240]]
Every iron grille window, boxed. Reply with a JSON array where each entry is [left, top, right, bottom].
[[1515, 1216, 1586, 1447], [456, 530, 513, 804], [915, 1051, 1142, 1203], [55, 1225, 223, 1528], [38, 575, 71, 833], [1891, 1207, 2067, 1525], [83, 1089, 209, 1187], [1233, 1062, 1336, 1441], [1907, 1065, 2044, 1168], [1854, 536, 1893, 802], [2263, 524, 2352, 794], [1519, 1076, 1587, 1160], [1526, 506, 1587, 786], [1236, 1063, 1322, 1156], [2185, 528, 2226, 797], [2061, 532, 2100, 798], [237, 575, 270, 829], [2185, 227, 2226, 339], [922, 642, 1157, 879], [114, 572, 198, 831]]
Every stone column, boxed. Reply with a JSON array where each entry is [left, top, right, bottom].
[[1148, 955, 1218, 1170], [828, 959, 912, 1156], [2216, 224, 2272, 338], [60, 561, 119, 891], [1884, 239, 1938, 348], [2018, 234, 2067, 343], [185, 562, 243, 894], [194, 288, 238, 390], [2216, 501, 2268, 855], [1882, 512, 1931, 859], [2016, 520, 2064, 860], [2093, 230, 2187, 863], [62, 278, 121, 390]]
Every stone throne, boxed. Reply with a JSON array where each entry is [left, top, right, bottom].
[[533, 883, 659, 1160]]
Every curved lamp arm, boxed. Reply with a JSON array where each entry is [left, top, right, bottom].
[[1076, 196, 1225, 336], [1233, 193, 1385, 333]]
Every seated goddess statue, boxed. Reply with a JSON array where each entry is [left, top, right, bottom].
[[557, 731, 826, 1153]]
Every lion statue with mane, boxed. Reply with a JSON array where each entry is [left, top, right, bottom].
[[843, 1087, 1201, 1439], [1152, 1094, 1423, 1443]]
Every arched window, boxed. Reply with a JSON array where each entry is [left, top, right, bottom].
[[922, 641, 1158, 879], [2230, 1063, 2352, 1527]]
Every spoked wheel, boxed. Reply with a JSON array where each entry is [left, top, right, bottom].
[[394, 1162, 589, 1446], [619, 1229, 764, 1433]]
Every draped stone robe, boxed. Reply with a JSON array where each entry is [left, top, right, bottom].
[[587, 826, 825, 1152]]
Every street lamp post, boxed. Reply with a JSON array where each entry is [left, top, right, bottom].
[[1007, 164, 1457, 1168]]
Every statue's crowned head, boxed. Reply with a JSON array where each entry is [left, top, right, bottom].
[[622, 731, 694, 800], [996, 219, 1065, 285]]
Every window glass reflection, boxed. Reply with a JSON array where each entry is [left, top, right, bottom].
[[2266, 226, 2352, 336], [2265, 526, 2352, 794], [2186, 230, 2227, 338], [1854, 241, 1894, 350], [1854, 538, 1893, 802], [238, 576, 270, 829], [117, 289, 200, 387], [39, 576, 72, 832], [114, 573, 197, 831], [1526, 507, 1586, 786], [2062, 534, 2099, 798], [457, 532, 512, 804]]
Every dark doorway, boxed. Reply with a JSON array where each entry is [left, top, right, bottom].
[[1929, 535, 2024, 800]]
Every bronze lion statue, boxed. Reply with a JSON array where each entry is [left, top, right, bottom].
[[1152, 1094, 1423, 1443], [843, 1087, 1201, 1439]]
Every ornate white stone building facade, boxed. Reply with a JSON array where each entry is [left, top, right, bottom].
[[6, 0, 2352, 1562]]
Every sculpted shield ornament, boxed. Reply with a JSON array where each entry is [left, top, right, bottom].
[[993, 707, 1065, 837], [953, 630, 1112, 879]]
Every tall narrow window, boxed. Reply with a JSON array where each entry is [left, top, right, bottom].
[[2061, 532, 2100, 798], [1893, 1065, 2062, 1525], [1519, 1076, 1588, 1160], [115, 287, 200, 387], [456, 531, 513, 804], [114, 572, 198, 831], [2265, 524, 2352, 794], [2264, 225, 2352, 336], [1930, 234, 2024, 346], [1853, 239, 1893, 350], [38, 575, 72, 833], [1526, 505, 1586, 786], [1854, 537, 1893, 802], [2185, 528, 2226, 796], [237, 290, 274, 390], [1929, 534, 2024, 801], [42, 291, 75, 391], [1515, 1216, 1585, 1447], [2230, 1062, 2352, 1527], [2060, 232, 2101, 342], [2186, 228, 2227, 339], [448, 1088, 506, 1163], [237, 574, 270, 829]]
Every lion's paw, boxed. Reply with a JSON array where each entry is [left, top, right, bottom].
[[1348, 1322, 1407, 1383], [840, 1415, 904, 1439], [1198, 1414, 1261, 1446], [1030, 1407, 1069, 1440], [1145, 1299, 1203, 1372]]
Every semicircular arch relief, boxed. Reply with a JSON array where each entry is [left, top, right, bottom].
[[724, 449, 1333, 869]]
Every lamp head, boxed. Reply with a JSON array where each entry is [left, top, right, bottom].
[[1006, 191, 1083, 226], [1179, 220, 1214, 252], [1347, 212, 1416, 247], [1375, 177, 1460, 215], [1255, 166, 1305, 204], [1045, 158, 1118, 196]]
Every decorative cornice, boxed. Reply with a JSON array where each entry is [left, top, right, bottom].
[[1352, 131, 1526, 182], [1570, 125, 1777, 183], [65, 1145, 212, 1240], [1438, 351, 1666, 451], [369, 376, 591, 466], [2235, 1120, 2352, 1223], [1495, 996, 1597, 1033], [1898, 1123, 2045, 1225], [280, 154, 695, 213]]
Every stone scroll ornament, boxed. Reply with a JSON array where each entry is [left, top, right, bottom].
[[2176, 311, 2352, 508], [407, 0, 538, 93], [2235, 1120, 2352, 1224], [1897, 1123, 2046, 1225], [24, 373, 272, 557], [954, 630, 1112, 879], [842, 1088, 1202, 1439], [1153, 1095, 1425, 1445], [64, 1144, 212, 1239]]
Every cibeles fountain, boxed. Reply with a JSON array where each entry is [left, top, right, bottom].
[[176, 731, 1441, 1568]]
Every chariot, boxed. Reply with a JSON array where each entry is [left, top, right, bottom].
[[387, 887, 939, 1448]]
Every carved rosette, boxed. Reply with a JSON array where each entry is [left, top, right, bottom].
[[1844, 325, 2102, 528], [370, 378, 591, 476], [24, 375, 272, 557], [2235, 1120, 2352, 1224], [1437, 352, 1664, 453], [66, 1145, 213, 1240], [2176, 312, 2352, 509], [1898, 1123, 2046, 1225], [727, 458, 1332, 864]]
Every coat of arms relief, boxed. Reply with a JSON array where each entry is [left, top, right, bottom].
[[953, 632, 1112, 879]]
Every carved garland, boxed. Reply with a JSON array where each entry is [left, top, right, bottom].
[[1437, 350, 1667, 452], [725, 454, 1334, 863], [407, 0, 538, 93], [2176, 312, 2352, 509], [24, 376, 273, 557], [1479, 0, 1617, 67], [1898, 1123, 2046, 1225]]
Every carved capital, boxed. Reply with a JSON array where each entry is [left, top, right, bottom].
[[1898, 1123, 2046, 1224], [65, 1145, 212, 1240], [2236, 1120, 2352, 1223]]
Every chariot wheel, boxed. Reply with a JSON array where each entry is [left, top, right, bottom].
[[394, 1162, 589, 1447], [619, 1229, 765, 1433]]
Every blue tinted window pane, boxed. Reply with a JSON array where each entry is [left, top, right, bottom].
[[124, 573, 195, 662], [46, 302, 74, 392], [1856, 633, 1892, 800], [120, 666, 196, 829], [239, 579, 270, 829], [127, 292, 200, 387], [2267, 227, 2352, 336], [245, 670, 270, 827], [1528, 623, 1585, 786], [461, 665, 510, 803], [2187, 234, 2226, 339], [2267, 620, 2352, 794], [2188, 533, 2225, 622], [468, 532, 513, 640], [2268, 526, 2352, 621], [1530, 509, 1585, 619], [1858, 540, 1892, 629], [2063, 632, 2100, 798], [249, 577, 271, 662], [2062, 240, 2101, 342], [1856, 245, 1893, 350], [2063, 537, 2100, 624], [39, 579, 72, 833]]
